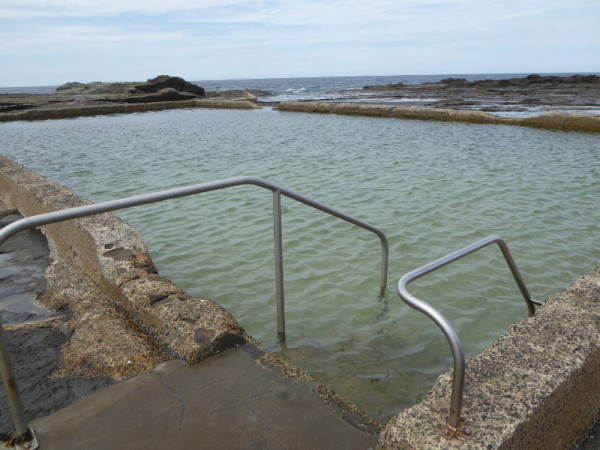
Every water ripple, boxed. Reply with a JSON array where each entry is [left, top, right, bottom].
[[1, 108, 598, 421]]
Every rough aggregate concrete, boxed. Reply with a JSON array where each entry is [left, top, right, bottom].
[[39, 260, 170, 379], [0, 207, 169, 434], [0, 98, 260, 122], [277, 101, 600, 132], [0, 155, 246, 364], [378, 266, 600, 449]]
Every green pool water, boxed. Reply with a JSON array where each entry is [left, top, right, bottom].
[[2, 107, 598, 421]]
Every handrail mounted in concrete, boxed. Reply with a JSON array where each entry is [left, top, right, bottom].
[[0, 176, 389, 443], [396, 235, 541, 440]]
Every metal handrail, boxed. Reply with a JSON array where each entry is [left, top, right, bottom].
[[396, 235, 541, 440], [0, 176, 389, 441]]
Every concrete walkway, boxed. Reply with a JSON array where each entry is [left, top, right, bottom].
[[31, 345, 379, 449]]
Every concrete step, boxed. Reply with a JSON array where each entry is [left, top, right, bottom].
[[31, 345, 379, 449]]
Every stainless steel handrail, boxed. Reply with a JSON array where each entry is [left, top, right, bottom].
[[396, 235, 541, 439], [0, 176, 389, 440]]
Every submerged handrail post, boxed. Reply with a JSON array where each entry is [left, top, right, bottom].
[[273, 190, 286, 341], [0, 175, 389, 437], [397, 235, 540, 440], [378, 237, 388, 298]]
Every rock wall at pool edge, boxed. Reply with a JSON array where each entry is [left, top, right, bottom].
[[0, 98, 260, 122], [0, 155, 246, 363], [378, 267, 600, 449], [277, 101, 600, 132]]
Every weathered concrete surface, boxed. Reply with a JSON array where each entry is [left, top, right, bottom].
[[378, 266, 600, 449], [0, 156, 245, 363], [0, 98, 260, 122], [31, 344, 380, 449], [0, 318, 116, 435], [0, 210, 166, 379], [0, 208, 165, 434], [277, 101, 600, 132], [38, 260, 170, 379], [0, 213, 53, 325], [0, 166, 380, 439]]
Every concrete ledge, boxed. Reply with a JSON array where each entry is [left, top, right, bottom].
[[0, 156, 383, 434], [277, 101, 600, 132], [192, 98, 261, 110], [378, 266, 600, 449], [0, 99, 260, 122], [0, 155, 245, 363]]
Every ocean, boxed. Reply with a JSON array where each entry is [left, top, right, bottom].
[[2, 72, 598, 99]]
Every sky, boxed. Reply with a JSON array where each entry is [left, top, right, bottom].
[[1, 0, 599, 87]]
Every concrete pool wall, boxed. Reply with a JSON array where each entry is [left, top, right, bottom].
[[0, 155, 598, 448], [0, 155, 246, 364], [0, 98, 261, 123], [277, 101, 600, 132], [379, 267, 600, 448]]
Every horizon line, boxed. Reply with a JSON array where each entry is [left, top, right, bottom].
[[1, 71, 600, 89]]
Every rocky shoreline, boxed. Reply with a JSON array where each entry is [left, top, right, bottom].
[[1, 74, 599, 124], [276, 101, 600, 132], [0, 75, 263, 122], [347, 73, 600, 116]]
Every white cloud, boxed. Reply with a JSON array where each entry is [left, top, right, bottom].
[[0, 0, 237, 18], [0, 0, 588, 21], [0, 0, 598, 85]]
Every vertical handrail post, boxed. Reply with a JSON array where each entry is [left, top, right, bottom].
[[397, 278, 467, 435], [397, 235, 539, 440], [379, 237, 389, 298], [273, 190, 286, 341], [0, 321, 29, 437], [0, 175, 387, 437], [496, 239, 537, 316]]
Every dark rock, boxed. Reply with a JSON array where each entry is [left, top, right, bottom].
[[441, 78, 468, 86], [0, 325, 115, 435], [205, 89, 271, 99], [54, 81, 138, 95], [570, 74, 600, 84], [135, 76, 205, 96], [120, 88, 198, 104], [149, 294, 169, 306], [56, 82, 85, 92], [147, 75, 171, 84], [0, 103, 34, 113], [362, 83, 404, 90], [87, 83, 132, 95]]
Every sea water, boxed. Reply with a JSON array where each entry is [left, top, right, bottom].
[[1, 103, 599, 421], [3, 72, 598, 99]]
